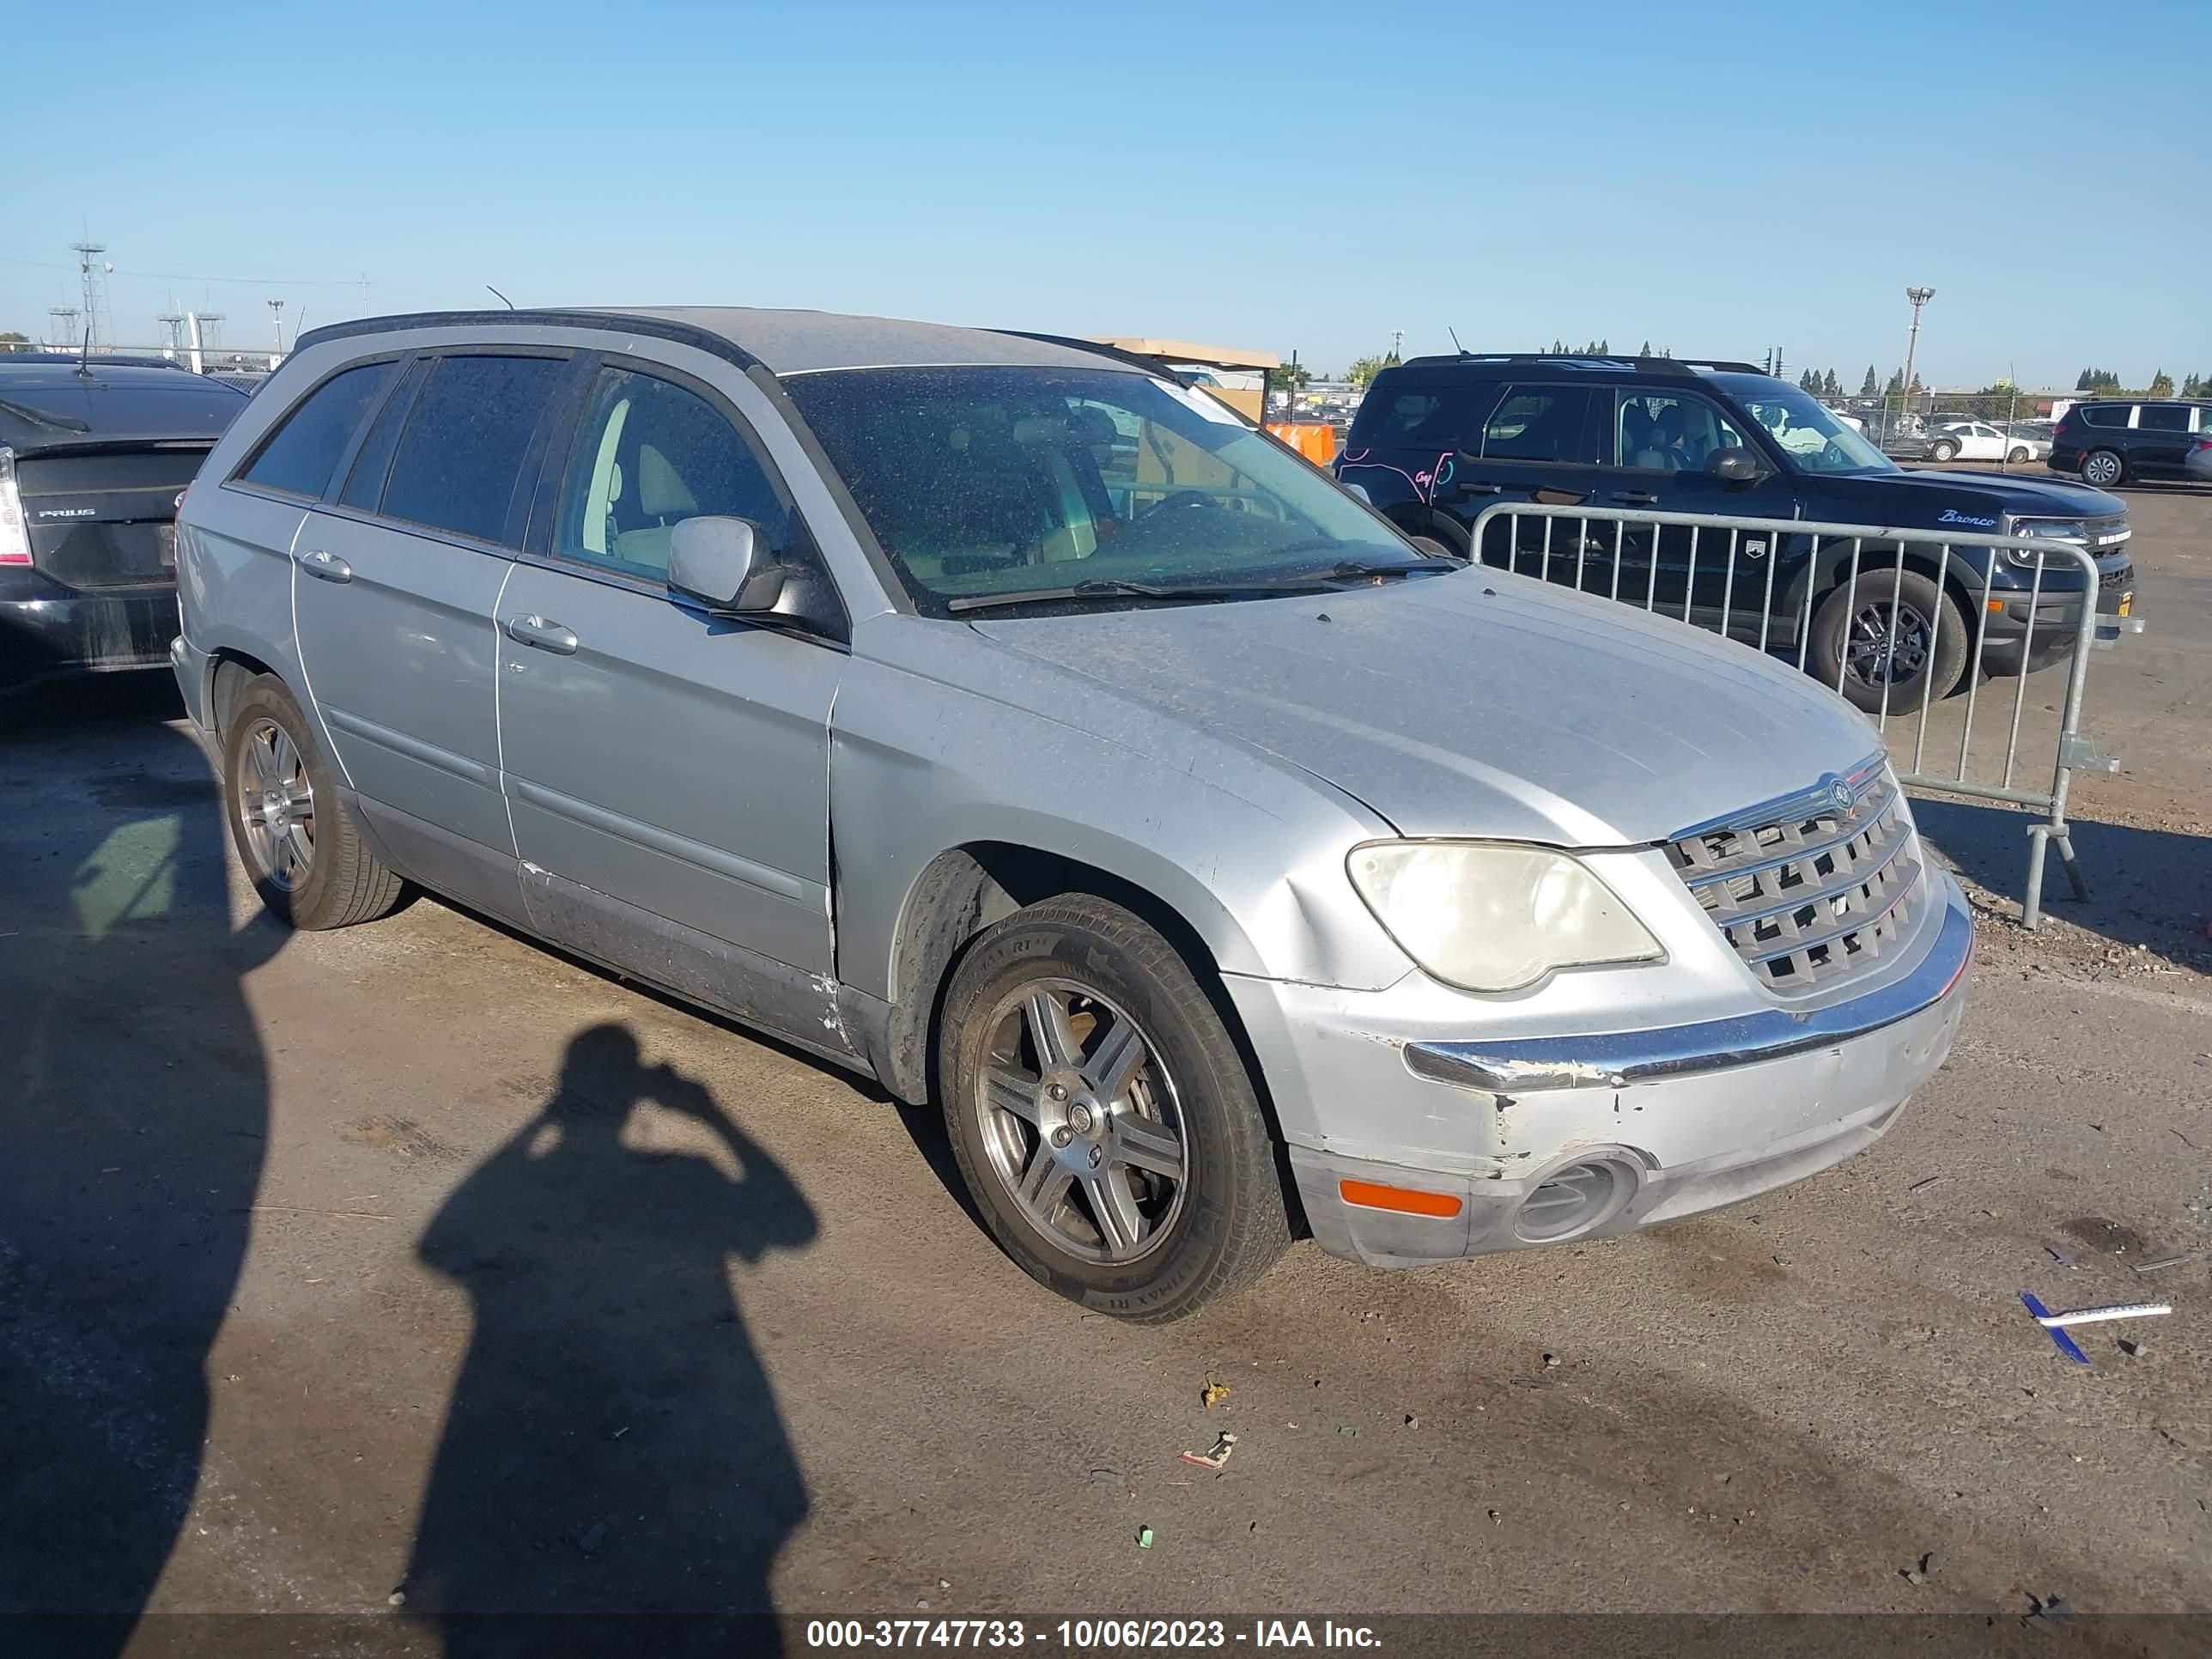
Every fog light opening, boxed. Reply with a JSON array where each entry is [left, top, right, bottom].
[[1515, 1158, 1635, 1243]]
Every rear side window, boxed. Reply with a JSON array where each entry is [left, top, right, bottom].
[[2138, 405, 2190, 433], [238, 360, 398, 498], [1481, 385, 1602, 465], [2077, 404, 2130, 428], [380, 355, 568, 546], [1346, 380, 1481, 453], [338, 356, 430, 511]]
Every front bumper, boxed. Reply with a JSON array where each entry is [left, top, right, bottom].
[[0, 582, 179, 695], [1978, 560, 2135, 676], [1228, 873, 1972, 1270]]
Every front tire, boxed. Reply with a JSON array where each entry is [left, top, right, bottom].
[[1928, 438, 1960, 462], [221, 674, 402, 929], [938, 895, 1290, 1322], [1807, 568, 1968, 714], [2081, 448, 2125, 487], [2008, 447, 2031, 464]]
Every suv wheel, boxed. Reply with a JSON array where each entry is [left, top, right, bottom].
[[222, 674, 403, 929], [1928, 438, 1960, 462], [937, 894, 1290, 1322], [2081, 448, 2124, 487], [1807, 569, 1968, 714]]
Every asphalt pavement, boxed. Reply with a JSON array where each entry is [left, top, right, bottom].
[[2, 483, 2207, 1651]]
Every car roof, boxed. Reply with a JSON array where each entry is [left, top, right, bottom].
[[1389, 353, 1765, 384], [0, 359, 248, 449], [293, 307, 1139, 378]]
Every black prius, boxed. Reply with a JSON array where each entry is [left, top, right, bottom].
[[1, 354, 248, 700]]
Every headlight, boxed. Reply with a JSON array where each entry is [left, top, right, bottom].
[[2004, 520, 2087, 568], [1346, 842, 1663, 993]]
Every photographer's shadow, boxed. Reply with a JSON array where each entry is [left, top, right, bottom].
[[404, 1024, 816, 1649]]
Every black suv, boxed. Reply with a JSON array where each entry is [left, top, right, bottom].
[[2049, 398, 2212, 486], [1, 354, 247, 698], [1337, 354, 2135, 711]]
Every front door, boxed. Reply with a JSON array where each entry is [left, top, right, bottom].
[[292, 350, 573, 923], [1605, 389, 1797, 635], [495, 360, 845, 1042], [1449, 382, 1614, 586]]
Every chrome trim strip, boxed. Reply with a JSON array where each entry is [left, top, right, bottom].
[[1740, 855, 1919, 964], [320, 704, 497, 787], [1705, 832, 1911, 932], [1670, 751, 1887, 844], [1403, 882, 1972, 1093]]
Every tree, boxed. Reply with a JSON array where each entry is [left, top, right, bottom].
[[0, 331, 29, 353], [1639, 340, 1651, 356], [1884, 369, 1905, 398], [2147, 368, 2173, 398], [1860, 366, 1880, 398], [2075, 367, 2121, 392], [1823, 369, 1842, 398], [1798, 369, 1818, 392], [2184, 373, 2207, 398], [1344, 355, 1394, 389], [1274, 359, 1313, 391]]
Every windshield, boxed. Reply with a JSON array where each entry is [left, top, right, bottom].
[[1735, 387, 1895, 475], [783, 366, 1423, 613]]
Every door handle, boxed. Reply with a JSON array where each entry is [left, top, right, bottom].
[[1443, 480, 1503, 500], [1610, 491, 1660, 506], [295, 549, 353, 583], [503, 614, 580, 655]]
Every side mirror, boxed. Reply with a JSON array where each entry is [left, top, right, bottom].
[[1706, 447, 1760, 483], [668, 516, 785, 614]]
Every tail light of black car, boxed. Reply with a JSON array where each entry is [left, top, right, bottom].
[[0, 447, 31, 567]]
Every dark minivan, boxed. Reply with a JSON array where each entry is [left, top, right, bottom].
[[2048, 398, 2212, 486], [1337, 353, 2134, 713], [1, 355, 248, 697]]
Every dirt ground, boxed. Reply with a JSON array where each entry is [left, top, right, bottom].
[[2, 483, 2208, 1654]]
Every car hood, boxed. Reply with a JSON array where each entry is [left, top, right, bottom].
[[967, 568, 1881, 846], [1819, 467, 2124, 520]]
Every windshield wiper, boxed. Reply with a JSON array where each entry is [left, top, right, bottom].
[[946, 579, 1243, 614], [1322, 556, 1462, 581]]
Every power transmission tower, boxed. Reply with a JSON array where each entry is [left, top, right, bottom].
[[70, 242, 110, 349], [157, 313, 187, 357], [48, 307, 80, 349]]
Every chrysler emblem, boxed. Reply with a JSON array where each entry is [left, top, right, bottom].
[[1824, 775, 1854, 814]]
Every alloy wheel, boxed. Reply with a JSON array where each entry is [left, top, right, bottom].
[[234, 717, 316, 891], [972, 979, 1188, 1265], [1846, 599, 1933, 687], [2083, 452, 2122, 486]]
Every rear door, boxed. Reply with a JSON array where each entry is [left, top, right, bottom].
[[292, 349, 574, 923], [2132, 404, 2192, 472], [495, 356, 845, 1037], [1454, 382, 1610, 580]]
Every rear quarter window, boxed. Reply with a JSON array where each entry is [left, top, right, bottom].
[[1346, 380, 1483, 453], [236, 360, 399, 498], [2077, 404, 2130, 429]]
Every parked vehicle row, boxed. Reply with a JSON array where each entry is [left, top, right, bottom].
[[1335, 352, 2134, 713], [1922, 418, 2048, 465], [169, 307, 1971, 1318]]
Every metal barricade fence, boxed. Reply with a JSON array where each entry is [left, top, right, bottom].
[[1465, 501, 2142, 929]]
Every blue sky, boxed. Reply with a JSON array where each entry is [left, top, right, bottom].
[[5, 1, 2205, 389]]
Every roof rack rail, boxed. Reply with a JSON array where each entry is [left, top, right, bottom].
[[1399, 352, 1764, 374]]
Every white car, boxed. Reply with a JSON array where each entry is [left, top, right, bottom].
[[1923, 419, 2048, 464]]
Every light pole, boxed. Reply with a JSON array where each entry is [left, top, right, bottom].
[[268, 298, 286, 360], [1901, 287, 1935, 417]]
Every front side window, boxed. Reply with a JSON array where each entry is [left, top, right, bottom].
[[782, 365, 1425, 612], [1480, 386, 1601, 464], [238, 359, 398, 498], [1615, 392, 1755, 471], [553, 367, 800, 580], [1734, 387, 1894, 474], [380, 355, 568, 547], [2138, 404, 2190, 433]]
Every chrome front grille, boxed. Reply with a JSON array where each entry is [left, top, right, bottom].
[[1668, 756, 1923, 996]]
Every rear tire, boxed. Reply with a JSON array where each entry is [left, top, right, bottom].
[[1807, 568, 1968, 714], [937, 894, 1290, 1322], [1928, 438, 1960, 462], [2081, 448, 2125, 487], [221, 674, 402, 930], [2008, 447, 2030, 464]]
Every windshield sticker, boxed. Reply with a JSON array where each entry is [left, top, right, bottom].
[[1936, 508, 1998, 529], [1153, 379, 1249, 428]]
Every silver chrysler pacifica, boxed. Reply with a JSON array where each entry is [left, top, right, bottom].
[[173, 308, 1972, 1321]]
